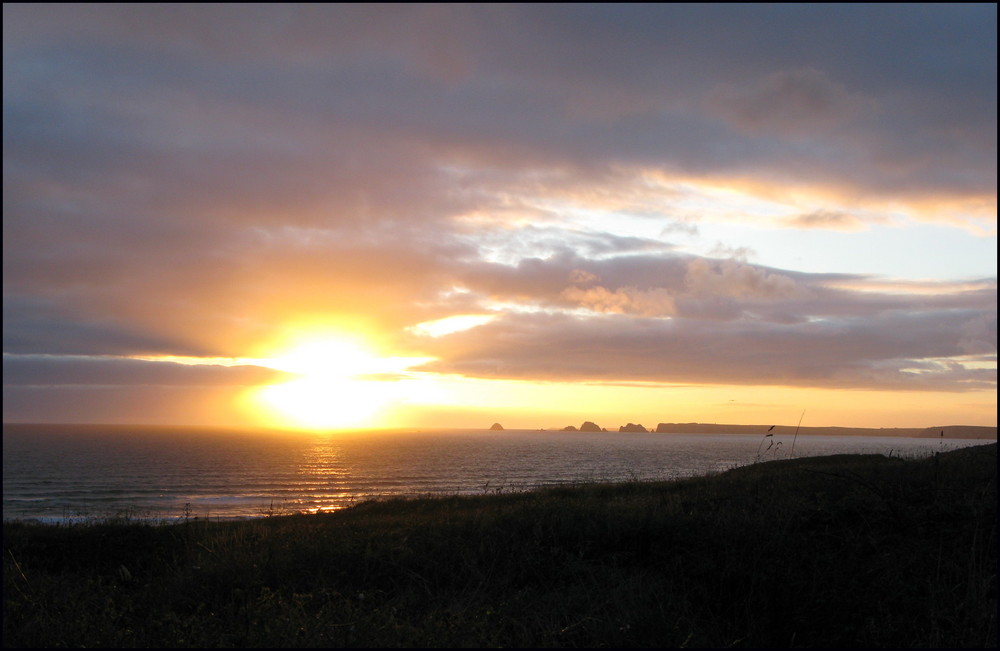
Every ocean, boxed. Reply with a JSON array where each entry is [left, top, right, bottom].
[[3, 424, 992, 523]]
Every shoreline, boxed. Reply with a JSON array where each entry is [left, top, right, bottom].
[[6, 438, 995, 527]]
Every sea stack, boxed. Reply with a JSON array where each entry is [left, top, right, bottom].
[[619, 423, 648, 433], [579, 421, 602, 432], [489, 423, 504, 431]]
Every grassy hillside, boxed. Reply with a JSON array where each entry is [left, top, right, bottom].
[[4, 444, 995, 648]]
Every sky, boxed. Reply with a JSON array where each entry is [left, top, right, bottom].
[[3, 4, 996, 431]]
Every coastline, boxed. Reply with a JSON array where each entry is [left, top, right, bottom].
[[649, 422, 998, 439]]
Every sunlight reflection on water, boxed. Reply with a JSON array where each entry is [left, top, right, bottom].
[[2, 425, 991, 523]]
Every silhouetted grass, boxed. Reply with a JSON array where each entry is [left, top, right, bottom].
[[4, 444, 995, 647]]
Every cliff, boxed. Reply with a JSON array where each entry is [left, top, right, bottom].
[[653, 423, 997, 439]]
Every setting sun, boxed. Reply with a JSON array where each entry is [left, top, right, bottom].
[[249, 337, 432, 429], [261, 339, 385, 377], [255, 377, 389, 429]]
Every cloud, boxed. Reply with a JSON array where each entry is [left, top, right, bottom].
[[708, 68, 875, 136], [2, 4, 995, 424], [684, 259, 803, 300], [568, 269, 599, 285], [409, 250, 996, 392], [2, 297, 210, 357], [958, 314, 998, 355], [1, 353, 294, 426], [561, 286, 677, 318], [2, 355, 291, 387], [783, 210, 868, 231], [417, 307, 997, 392], [4, 4, 994, 224], [1, 384, 256, 427]]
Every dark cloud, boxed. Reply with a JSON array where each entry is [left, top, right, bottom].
[[395, 238, 997, 393], [416, 308, 996, 392], [1, 355, 292, 426], [707, 68, 874, 136], [1, 384, 257, 427], [2, 297, 209, 357], [5, 4, 995, 206], [2, 355, 290, 388]]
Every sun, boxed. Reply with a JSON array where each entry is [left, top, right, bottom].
[[256, 376, 389, 429], [249, 337, 427, 430]]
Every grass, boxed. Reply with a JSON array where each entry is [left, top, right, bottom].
[[3, 444, 996, 648]]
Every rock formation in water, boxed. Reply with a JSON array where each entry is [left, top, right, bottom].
[[619, 423, 648, 433], [489, 423, 504, 431], [562, 425, 578, 431], [579, 421, 602, 432]]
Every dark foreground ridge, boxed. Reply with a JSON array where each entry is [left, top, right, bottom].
[[4, 445, 996, 648]]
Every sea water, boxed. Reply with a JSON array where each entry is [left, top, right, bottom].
[[3, 424, 991, 523]]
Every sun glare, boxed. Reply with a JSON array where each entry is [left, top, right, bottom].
[[249, 336, 431, 430], [256, 377, 389, 429], [262, 340, 380, 378]]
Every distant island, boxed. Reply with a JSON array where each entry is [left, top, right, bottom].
[[489, 423, 504, 431], [562, 421, 604, 432]]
